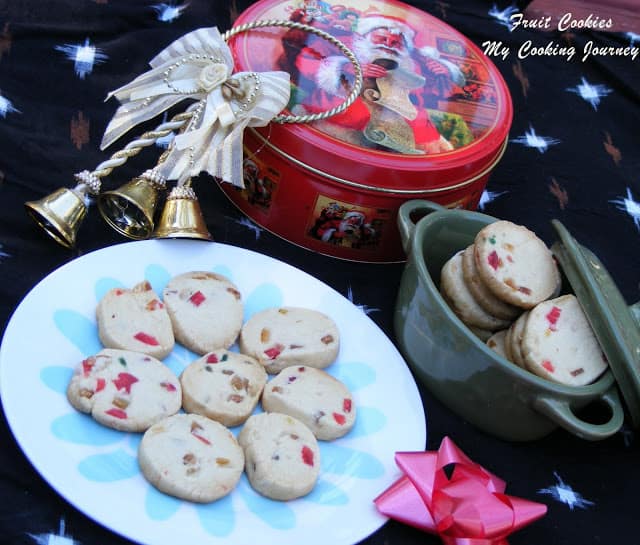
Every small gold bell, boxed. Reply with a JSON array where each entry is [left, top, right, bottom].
[[25, 185, 88, 249], [98, 169, 165, 240], [154, 184, 212, 241]]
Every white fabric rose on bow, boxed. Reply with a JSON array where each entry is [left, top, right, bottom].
[[100, 27, 291, 187]]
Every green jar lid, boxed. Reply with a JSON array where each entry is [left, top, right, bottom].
[[551, 220, 640, 427]]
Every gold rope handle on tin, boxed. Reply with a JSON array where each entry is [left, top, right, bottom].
[[222, 19, 363, 124]]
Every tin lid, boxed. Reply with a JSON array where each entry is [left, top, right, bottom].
[[230, 0, 512, 187], [551, 220, 640, 427]]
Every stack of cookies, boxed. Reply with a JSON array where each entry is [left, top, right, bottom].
[[440, 220, 561, 339], [440, 220, 608, 387], [487, 294, 608, 387], [68, 271, 356, 505]]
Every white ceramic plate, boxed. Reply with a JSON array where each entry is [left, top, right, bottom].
[[0, 239, 426, 545]]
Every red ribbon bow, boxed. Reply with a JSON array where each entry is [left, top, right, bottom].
[[374, 437, 547, 545]]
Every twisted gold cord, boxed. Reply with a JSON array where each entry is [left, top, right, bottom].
[[222, 19, 363, 124], [91, 111, 194, 180]]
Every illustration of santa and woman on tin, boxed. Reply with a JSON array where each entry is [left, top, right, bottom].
[[277, 0, 476, 154]]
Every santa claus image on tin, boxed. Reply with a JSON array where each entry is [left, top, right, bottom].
[[308, 201, 380, 248], [278, 6, 467, 154]]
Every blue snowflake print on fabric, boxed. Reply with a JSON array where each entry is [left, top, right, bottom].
[[0, 244, 11, 261], [566, 77, 612, 111], [611, 187, 640, 231], [236, 217, 264, 240], [152, 3, 189, 23], [626, 32, 640, 46], [39, 264, 386, 536], [511, 125, 561, 153], [28, 518, 78, 545], [55, 38, 108, 79], [346, 286, 380, 316], [478, 189, 508, 210], [0, 93, 20, 118], [539, 472, 595, 510], [488, 4, 519, 30]]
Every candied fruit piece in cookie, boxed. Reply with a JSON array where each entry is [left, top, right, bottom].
[[66, 348, 182, 432], [474, 221, 561, 309], [521, 295, 608, 386], [238, 412, 320, 501], [180, 349, 267, 427], [486, 329, 509, 361], [461, 244, 521, 320], [262, 365, 355, 440], [96, 280, 174, 359], [440, 251, 511, 331], [239, 307, 339, 374], [162, 271, 243, 355], [139, 414, 244, 502]]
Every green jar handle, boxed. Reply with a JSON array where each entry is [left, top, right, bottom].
[[532, 386, 624, 441], [397, 200, 445, 255]]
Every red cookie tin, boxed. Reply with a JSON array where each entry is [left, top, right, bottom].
[[224, 0, 513, 262]]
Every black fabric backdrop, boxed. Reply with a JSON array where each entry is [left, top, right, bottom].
[[0, 1, 639, 544]]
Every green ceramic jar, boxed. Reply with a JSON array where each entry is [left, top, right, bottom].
[[394, 199, 627, 441]]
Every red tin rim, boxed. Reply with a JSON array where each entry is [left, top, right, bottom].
[[246, 126, 509, 195], [230, 0, 513, 183]]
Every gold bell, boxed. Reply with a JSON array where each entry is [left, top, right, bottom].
[[154, 185, 212, 241], [98, 169, 165, 240], [25, 185, 89, 249]]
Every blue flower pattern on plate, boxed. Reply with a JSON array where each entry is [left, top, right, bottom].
[[41, 264, 386, 535]]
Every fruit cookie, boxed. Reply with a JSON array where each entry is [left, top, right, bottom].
[[440, 251, 511, 331], [520, 295, 608, 386], [507, 310, 530, 368], [473, 221, 560, 309], [261, 365, 355, 440], [239, 307, 340, 374], [96, 280, 174, 360], [461, 245, 521, 320], [486, 329, 509, 360], [138, 413, 244, 503], [180, 349, 268, 427], [238, 412, 320, 501], [162, 271, 243, 355], [67, 348, 182, 432]]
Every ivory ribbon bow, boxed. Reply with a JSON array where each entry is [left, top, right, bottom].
[[100, 27, 291, 187], [374, 437, 547, 544]]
